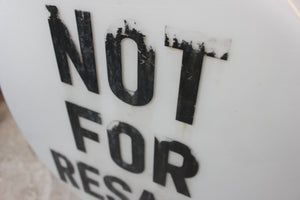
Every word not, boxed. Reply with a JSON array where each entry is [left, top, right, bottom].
[[46, 5, 231, 125]]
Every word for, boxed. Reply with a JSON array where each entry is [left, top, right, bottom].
[[52, 101, 199, 199]]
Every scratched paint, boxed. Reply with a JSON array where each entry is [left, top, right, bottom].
[[165, 26, 231, 124], [106, 20, 155, 106], [165, 26, 231, 60]]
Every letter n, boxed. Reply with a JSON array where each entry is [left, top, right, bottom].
[[46, 5, 99, 93]]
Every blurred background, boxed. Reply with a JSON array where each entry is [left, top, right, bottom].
[[0, 89, 79, 200]]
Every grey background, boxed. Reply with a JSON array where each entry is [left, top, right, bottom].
[[0, 90, 80, 200]]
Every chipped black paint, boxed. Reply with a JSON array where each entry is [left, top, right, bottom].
[[221, 52, 228, 60], [153, 138, 199, 197], [78, 162, 104, 200], [107, 121, 145, 173], [164, 34, 170, 46], [165, 34, 229, 125], [46, 5, 99, 94], [51, 149, 79, 189], [139, 190, 155, 200], [65, 101, 101, 153], [104, 176, 131, 200], [106, 21, 155, 106], [206, 51, 216, 57], [166, 34, 206, 125]]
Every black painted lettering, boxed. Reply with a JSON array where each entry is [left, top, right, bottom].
[[165, 27, 231, 125], [65, 101, 101, 152], [104, 176, 131, 200], [139, 190, 155, 200], [46, 5, 99, 93], [77, 162, 104, 200], [107, 121, 144, 173], [50, 149, 79, 188], [106, 20, 155, 106], [174, 42, 205, 125], [153, 138, 199, 197]]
